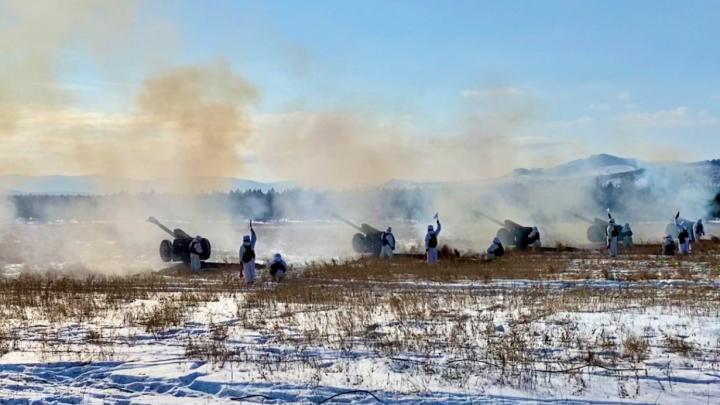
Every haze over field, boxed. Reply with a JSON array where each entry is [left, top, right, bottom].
[[0, 0, 718, 190]]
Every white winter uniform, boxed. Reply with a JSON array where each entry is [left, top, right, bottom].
[[662, 235, 676, 256], [425, 221, 442, 264], [686, 221, 696, 251], [380, 231, 396, 258], [675, 218, 690, 254], [694, 220, 705, 241], [486, 237, 504, 260], [606, 222, 618, 257], [189, 237, 203, 271], [528, 227, 541, 250], [621, 224, 633, 248], [239, 228, 257, 283], [269, 255, 288, 281]]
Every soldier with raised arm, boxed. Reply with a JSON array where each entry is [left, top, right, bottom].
[[606, 211, 619, 258], [239, 220, 258, 284], [425, 213, 442, 264]]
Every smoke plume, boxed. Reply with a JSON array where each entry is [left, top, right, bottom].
[[135, 62, 258, 181]]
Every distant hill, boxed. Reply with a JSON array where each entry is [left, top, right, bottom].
[[2, 154, 718, 194], [385, 154, 720, 190], [514, 154, 640, 179], [0, 175, 296, 195]]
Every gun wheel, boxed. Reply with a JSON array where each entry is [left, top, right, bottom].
[[199, 238, 212, 260], [159, 240, 173, 262], [587, 226, 605, 243], [497, 228, 513, 247], [352, 233, 366, 253]]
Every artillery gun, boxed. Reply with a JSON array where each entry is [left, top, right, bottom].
[[332, 214, 384, 256], [572, 213, 622, 243], [572, 213, 608, 243], [474, 211, 538, 250], [147, 216, 211, 263]]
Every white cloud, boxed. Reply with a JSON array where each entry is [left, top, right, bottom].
[[544, 116, 595, 130], [617, 107, 720, 129]]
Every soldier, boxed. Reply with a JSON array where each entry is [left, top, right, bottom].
[[269, 253, 288, 282], [675, 212, 690, 254], [189, 235, 204, 271], [486, 237, 505, 260], [661, 235, 676, 256], [621, 223, 634, 249], [607, 218, 619, 257], [239, 220, 258, 284], [677, 225, 690, 254], [694, 219, 705, 241], [380, 227, 396, 258], [425, 214, 442, 264], [527, 226, 541, 250]]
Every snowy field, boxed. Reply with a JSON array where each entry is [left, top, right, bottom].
[[0, 224, 720, 404]]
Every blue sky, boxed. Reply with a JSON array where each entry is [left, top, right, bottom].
[[155, 0, 720, 112], [118, 2, 719, 144], [3, 0, 720, 181]]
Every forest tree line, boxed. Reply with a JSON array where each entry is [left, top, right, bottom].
[[7, 181, 720, 222]]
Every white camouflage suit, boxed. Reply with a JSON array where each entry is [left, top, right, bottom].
[[380, 227, 396, 258], [675, 217, 690, 254], [606, 220, 618, 257], [189, 236, 203, 271], [239, 228, 257, 284], [425, 220, 442, 264]]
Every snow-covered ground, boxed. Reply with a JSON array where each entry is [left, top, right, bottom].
[[0, 245, 719, 404]]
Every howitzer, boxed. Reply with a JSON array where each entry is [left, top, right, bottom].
[[147, 216, 211, 263], [473, 211, 505, 227], [571, 213, 621, 243], [332, 213, 384, 256], [571, 213, 595, 225], [473, 211, 539, 250]]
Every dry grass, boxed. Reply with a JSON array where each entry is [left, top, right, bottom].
[[0, 240, 719, 398], [298, 254, 567, 283], [622, 334, 650, 362], [185, 322, 231, 366], [662, 332, 698, 357]]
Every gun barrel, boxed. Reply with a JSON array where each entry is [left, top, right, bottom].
[[331, 213, 365, 233], [147, 216, 176, 237], [571, 213, 594, 224], [473, 210, 505, 227]]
